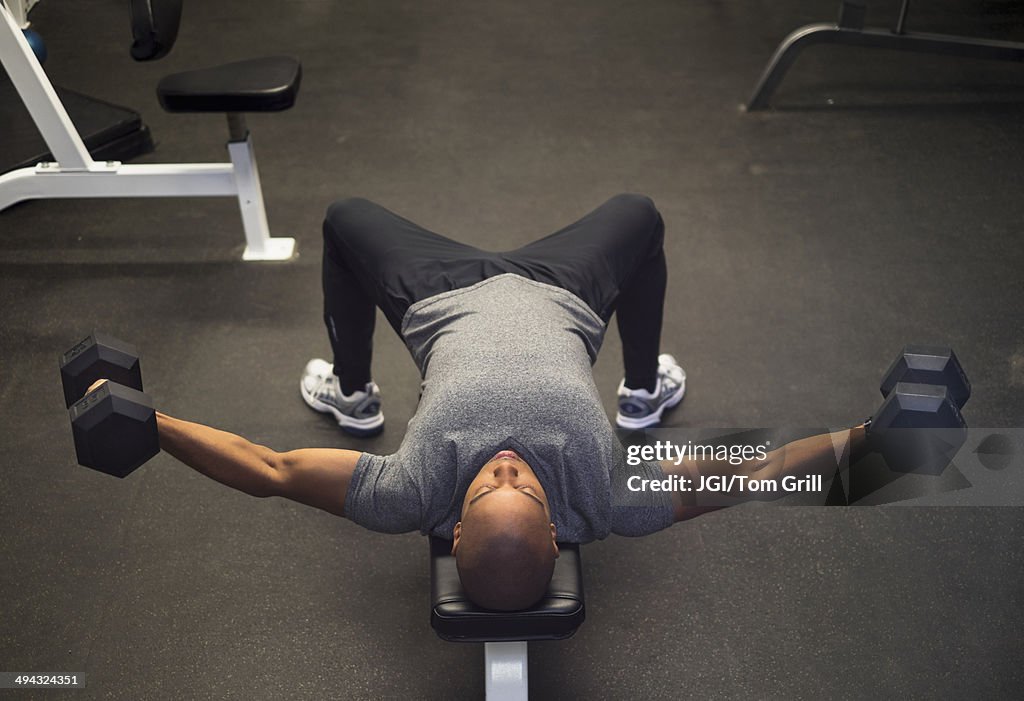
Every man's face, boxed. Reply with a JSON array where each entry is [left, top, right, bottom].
[[460, 449, 552, 520], [453, 449, 558, 558], [452, 449, 560, 607]]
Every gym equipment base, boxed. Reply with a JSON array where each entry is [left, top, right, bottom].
[[0, 2, 296, 262], [0, 151, 297, 262], [746, 0, 1024, 110], [0, 80, 153, 175]]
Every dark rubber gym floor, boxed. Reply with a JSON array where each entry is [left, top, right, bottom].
[[2, 1, 1023, 699]]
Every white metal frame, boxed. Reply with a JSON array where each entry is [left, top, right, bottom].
[[6, 0, 39, 28], [0, 2, 295, 261], [484, 642, 529, 701]]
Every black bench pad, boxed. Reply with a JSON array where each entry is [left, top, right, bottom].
[[429, 536, 585, 643], [157, 56, 301, 113]]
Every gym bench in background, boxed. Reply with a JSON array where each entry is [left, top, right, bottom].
[[0, 0, 298, 260], [430, 536, 586, 701], [746, 0, 1024, 110]]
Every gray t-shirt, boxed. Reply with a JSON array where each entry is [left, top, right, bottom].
[[344, 274, 674, 543]]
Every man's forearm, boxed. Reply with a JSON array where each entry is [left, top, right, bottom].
[[156, 412, 282, 497], [766, 424, 867, 484], [665, 425, 867, 517]]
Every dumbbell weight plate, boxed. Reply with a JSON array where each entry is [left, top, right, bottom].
[[871, 382, 967, 475], [880, 345, 971, 409], [60, 332, 143, 408], [70, 382, 160, 478]]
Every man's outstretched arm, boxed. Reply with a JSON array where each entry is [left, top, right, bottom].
[[157, 412, 362, 517], [662, 425, 868, 522]]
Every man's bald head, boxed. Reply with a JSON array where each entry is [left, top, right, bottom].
[[454, 490, 557, 610]]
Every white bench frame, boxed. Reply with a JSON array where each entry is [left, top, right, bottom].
[[485, 641, 529, 701], [0, 2, 295, 261]]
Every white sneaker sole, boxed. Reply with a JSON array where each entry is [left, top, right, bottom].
[[300, 380, 385, 435], [615, 380, 686, 430]]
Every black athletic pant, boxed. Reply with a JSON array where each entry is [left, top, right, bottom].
[[321, 193, 667, 394]]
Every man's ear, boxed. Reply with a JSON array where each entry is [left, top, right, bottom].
[[451, 522, 462, 556], [550, 523, 559, 558]]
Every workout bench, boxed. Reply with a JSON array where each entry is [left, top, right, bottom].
[[746, 0, 1024, 110], [0, 0, 298, 260], [429, 536, 585, 700]]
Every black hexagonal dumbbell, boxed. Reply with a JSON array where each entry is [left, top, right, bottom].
[[60, 332, 160, 478], [879, 345, 971, 409], [867, 345, 969, 475], [60, 331, 144, 407]]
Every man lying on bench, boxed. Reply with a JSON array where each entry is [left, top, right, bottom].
[[112, 194, 868, 611]]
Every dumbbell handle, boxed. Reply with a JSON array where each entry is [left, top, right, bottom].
[[69, 380, 153, 418]]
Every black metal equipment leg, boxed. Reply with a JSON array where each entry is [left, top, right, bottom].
[[745, 0, 1024, 111], [895, 0, 911, 35]]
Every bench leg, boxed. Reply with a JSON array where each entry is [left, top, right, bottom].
[[227, 135, 295, 261], [745, 22, 839, 111], [484, 642, 528, 701]]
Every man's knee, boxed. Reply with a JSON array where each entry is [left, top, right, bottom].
[[323, 198, 391, 258], [609, 193, 657, 217], [324, 197, 375, 234], [608, 193, 663, 248]]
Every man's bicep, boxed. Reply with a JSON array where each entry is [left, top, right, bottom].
[[275, 448, 364, 518]]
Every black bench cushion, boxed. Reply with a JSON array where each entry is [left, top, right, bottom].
[[430, 536, 585, 642], [156, 56, 301, 113]]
